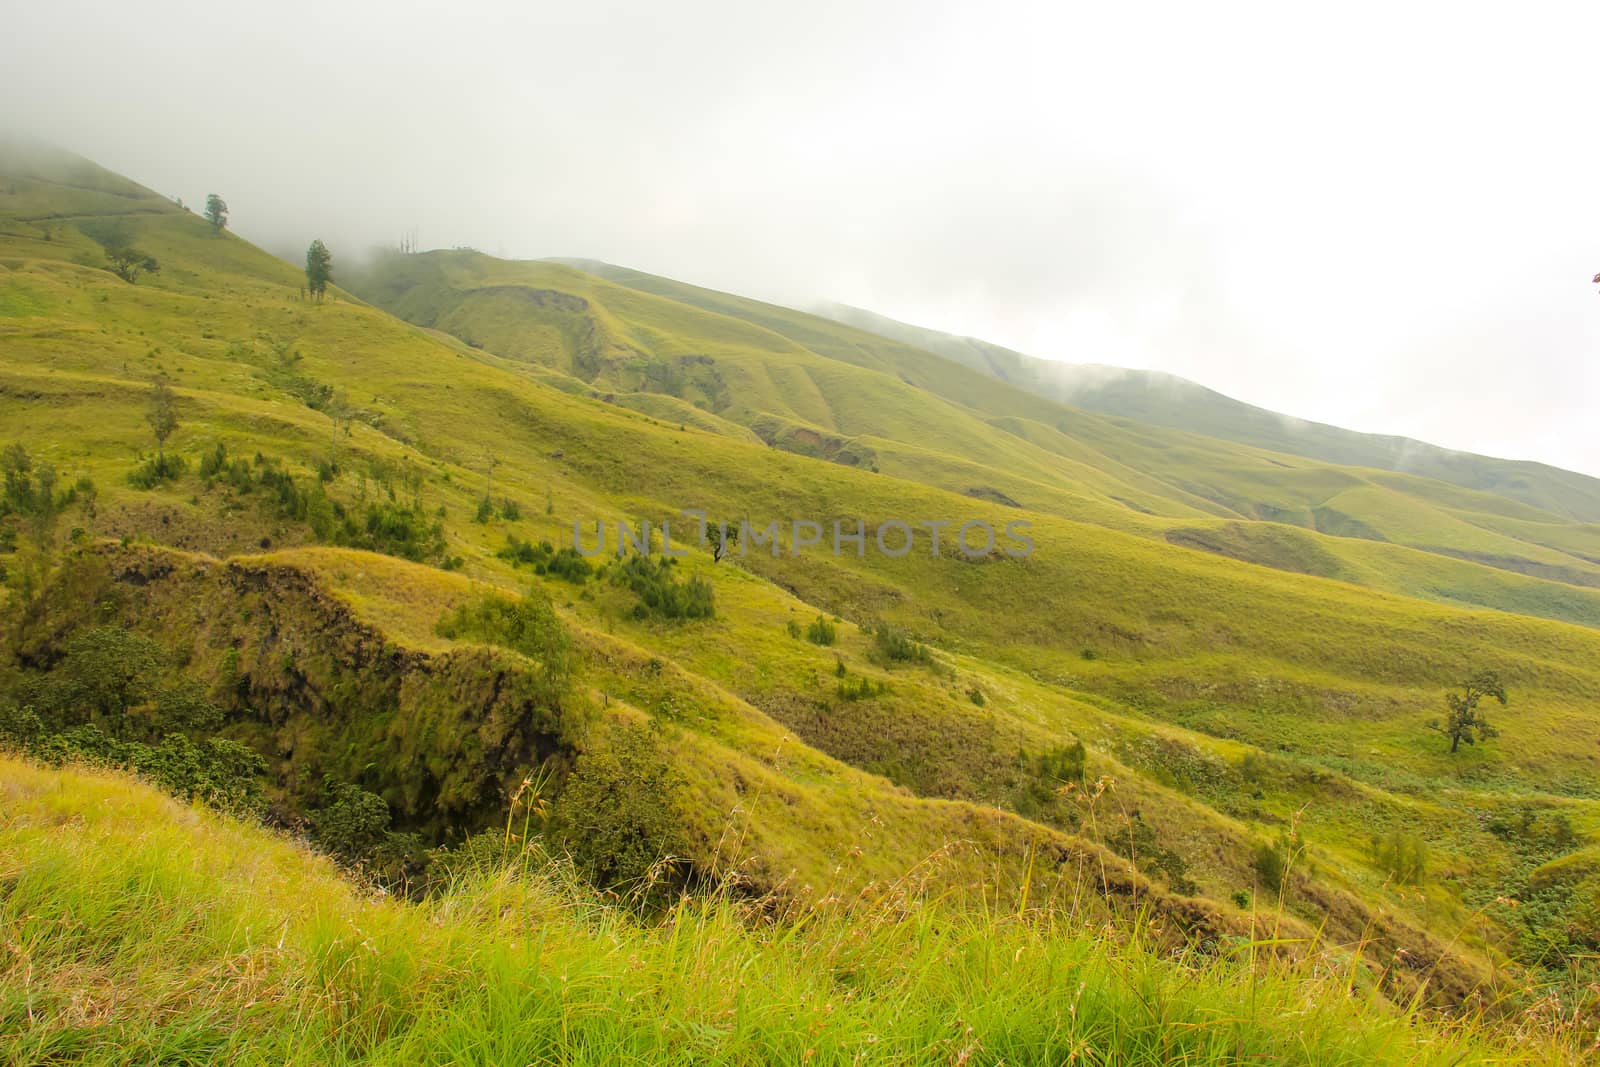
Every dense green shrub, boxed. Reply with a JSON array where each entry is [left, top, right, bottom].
[[871, 623, 929, 665], [1254, 840, 1288, 893], [1, 443, 89, 526], [311, 781, 396, 860], [498, 536, 593, 582], [0, 626, 264, 813], [805, 615, 837, 646], [336, 500, 446, 561], [1011, 742, 1086, 821], [129, 453, 187, 489], [609, 555, 714, 620], [1039, 741, 1087, 785], [550, 723, 688, 893]]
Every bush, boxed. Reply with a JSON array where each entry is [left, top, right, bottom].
[[609, 555, 714, 620], [1038, 741, 1086, 785], [871, 623, 929, 665], [131, 734, 266, 811], [198, 442, 229, 480], [1370, 831, 1428, 884], [1254, 841, 1288, 893], [1011, 742, 1086, 822], [334, 500, 446, 562], [805, 615, 837, 646], [835, 674, 887, 702], [497, 536, 592, 582], [311, 781, 394, 860], [0, 624, 264, 816], [17, 625, 163, 730], [128, 453, 188, 489], [435, 591, 572, 704], [550, 723, 688, 894]]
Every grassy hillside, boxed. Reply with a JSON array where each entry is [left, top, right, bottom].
[[811, 300, 1600, 524], [3, 145, 1600, 1052], [502, 259, 1600, 615], [12, 756, 1584, 1065]]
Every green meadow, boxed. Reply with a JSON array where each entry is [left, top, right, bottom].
[[3, 140, 1599, 1060]]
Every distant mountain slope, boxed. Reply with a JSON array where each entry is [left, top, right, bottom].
[[813, 302, 1600, 523], [522, 258, 1600, 603]]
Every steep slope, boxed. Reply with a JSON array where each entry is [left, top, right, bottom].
[[5, 147, 1600, 1007]]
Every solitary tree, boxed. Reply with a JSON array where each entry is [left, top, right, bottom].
[[1429, 669, 1508, 753], [305, 239, 333, 301], [146, 374, 179, 471], [707, 522, 739, 562], [204, 193, 229, 234], [103, 233, 159, 284]]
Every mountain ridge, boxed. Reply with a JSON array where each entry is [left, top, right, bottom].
[[809, 298, 1600, 519]]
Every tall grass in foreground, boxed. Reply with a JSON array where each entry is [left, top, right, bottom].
[[0, 757, 1584, 1065]]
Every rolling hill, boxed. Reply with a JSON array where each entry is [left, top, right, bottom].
[[356, 251, 1600, 629], [3, 142, 1599, 1057]]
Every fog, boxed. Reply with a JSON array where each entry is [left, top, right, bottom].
[[4, 0, 1596, 475]]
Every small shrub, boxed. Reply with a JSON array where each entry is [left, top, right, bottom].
[[1254, 841, 1288, 893], [805, 615, 837, 646], [871, 623, 929, 665], [835, 675, 887, 702], [128, 453, 188, 489], [335, 500, 446, 561], [1038, 741, 1086, 785], [311, 781, 394, 861], [198, 442, 229, 480], [1370, 831, 1428, 885]]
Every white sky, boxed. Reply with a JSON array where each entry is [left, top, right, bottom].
[[5, 0, 1597, 475]]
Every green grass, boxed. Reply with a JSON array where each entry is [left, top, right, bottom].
[[3, 756, 1584, 1065], [5, 142, 1600, 1028]]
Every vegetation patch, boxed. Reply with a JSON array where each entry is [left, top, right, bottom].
[[606, 554, 715, 620]]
